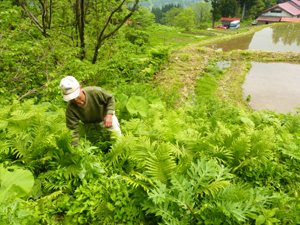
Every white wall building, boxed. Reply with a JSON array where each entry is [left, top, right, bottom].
[[256, 0, 300, 25]]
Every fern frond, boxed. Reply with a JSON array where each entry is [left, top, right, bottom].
[[9, 109, 35, 121], [170, 173, 192, 193], [133, 136, 158, 159], [249, 112, 262, 126], [208, 121, 232, 145], [202, 180, 231, 197], [279, 145, 300, 160], [188, 158, 232, 197], [95, 199, 114, 215], [229, 135, 250, 166], [106, 133, 137, 166], [249, 127, 275, 162], [283, 113, 300, 134], [147, 180, 168, 205], [55, 132, 74, 154], [11, 132, 31, 159], [174, 128, 202, 144], [206, 145, 233, 164], [146, 143, 176, 184], [278, 132, 300, 160], [63, 164, 81, 180], [7, 110, 35, 133], [214, 200, 247, 223], [169, 142, 195, 173], [231, 157, 258, 173], [43, 181, 70, 192], [36, 190, 63, 206], [122, 171, 154, 191], [0, 140, 12, 154]]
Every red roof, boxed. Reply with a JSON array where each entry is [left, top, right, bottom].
[[262, 2, 300, 16], [256, 16, 281, 21], [221, 17, 241, 21], [291, 0, 300, 8], [281, 17, 300, 22], [280, 2, 300, 15]]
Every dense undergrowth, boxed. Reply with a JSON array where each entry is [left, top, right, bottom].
[[1, 2, 300, 225], [2, 65, 300, 224]]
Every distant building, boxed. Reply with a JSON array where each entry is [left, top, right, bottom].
[[255, 0, 300, 25], [220, 18, 241, 28]]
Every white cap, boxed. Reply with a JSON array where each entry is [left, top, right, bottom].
[[59, 76, 80, 101]]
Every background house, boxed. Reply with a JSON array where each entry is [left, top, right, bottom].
[[256, 0, 300, 25], [221, 18, 241, 28]]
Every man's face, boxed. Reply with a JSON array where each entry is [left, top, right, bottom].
[[70, 87, 86, 107]]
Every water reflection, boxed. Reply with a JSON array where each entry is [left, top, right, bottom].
[[242, 62, 300, 114], [210, 34, 254, 51], [216, 61, 232, 70], [272, 23, 300, 46], [209, 23, 300, 52]]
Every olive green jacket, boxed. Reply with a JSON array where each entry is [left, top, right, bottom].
[[66, 86, 115, 146]]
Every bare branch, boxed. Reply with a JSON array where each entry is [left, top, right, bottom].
[[17, 0, 49, 37], [18, 85, 46, 101], [92, 0, 140, 64]]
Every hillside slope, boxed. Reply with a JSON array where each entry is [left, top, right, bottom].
[[139, 0, 205, 9]]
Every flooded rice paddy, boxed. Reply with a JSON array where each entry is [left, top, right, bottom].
[[242, 62, 300, 114], [211, 23, 300, 114], [210, 23, 300, 53]]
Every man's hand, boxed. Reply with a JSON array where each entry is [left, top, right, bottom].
[[104, 114, 113, 128]]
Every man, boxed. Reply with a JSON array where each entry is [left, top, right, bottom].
[[59, 76, 121, 146]]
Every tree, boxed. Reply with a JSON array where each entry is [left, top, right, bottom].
[[219, 0, 237, 17], [90, 0, 140, 64], [264, 0, 277, 8], [151, 7, 163, 23], [192, 2, 212, 26], [245, 0, 266, 20], [125, 29, 150, 53], [152, 4, 182, 25], [133, 6, 155, 27], [16, 0, 140, 63], [205, 0, 222, 28], [174, 7, 195, 31], [161, 7, 183, 26]]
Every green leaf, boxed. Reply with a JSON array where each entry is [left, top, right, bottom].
[[0, 165, 34, 202], [256, 215, 266, 225], [115, 93, 129, 107], [267, 208, 278, 218], [126, 96, 149, 117], [240, 117, 255, 128], [0, 120, 8, 130]]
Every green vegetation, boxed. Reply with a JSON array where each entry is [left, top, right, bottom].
[[1, 0, 300, 224]]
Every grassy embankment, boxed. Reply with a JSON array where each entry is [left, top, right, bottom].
[[148, 23, 300, 110]]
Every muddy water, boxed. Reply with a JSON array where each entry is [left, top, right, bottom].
[[243, 62, 300, 114], [209, 23, 300, 52]]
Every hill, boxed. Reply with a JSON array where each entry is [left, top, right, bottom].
[[139, 0, 205, 9]]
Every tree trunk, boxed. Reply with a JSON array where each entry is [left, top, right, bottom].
[[76, 0, 86, 60], [236, 0, 240, 18], [242, 0, 246, 20]]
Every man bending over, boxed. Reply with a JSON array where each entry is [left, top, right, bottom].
[[59, 76, 121, 146]]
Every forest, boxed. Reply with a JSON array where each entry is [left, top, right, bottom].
[[1, 0, 300, 224], [141, 0, 286, 9]]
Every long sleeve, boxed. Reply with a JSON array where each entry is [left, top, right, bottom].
[[64, 86, 116, 147], [97, 88, 115, 114]]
